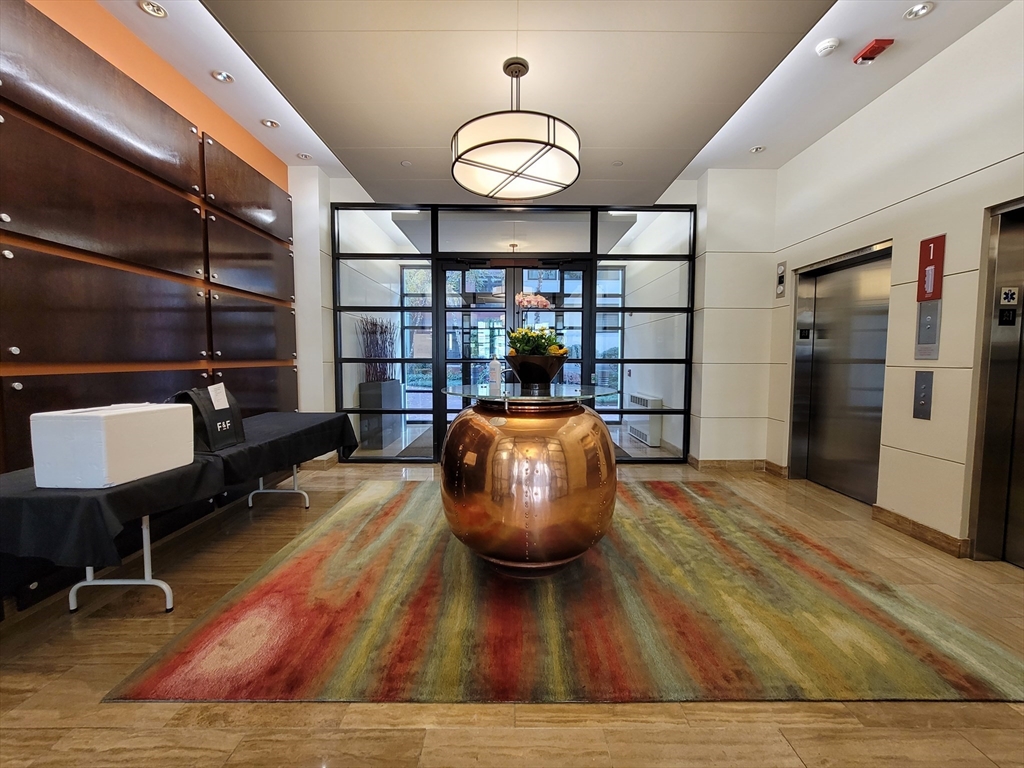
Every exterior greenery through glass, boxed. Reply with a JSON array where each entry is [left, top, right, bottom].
[[333, 205, 694, 463]]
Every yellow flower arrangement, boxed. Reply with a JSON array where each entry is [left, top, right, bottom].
[[506, 325, 570, 356]]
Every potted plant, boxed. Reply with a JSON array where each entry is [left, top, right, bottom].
[[506, 325, 570, 394], [356, 316, 402, 449]]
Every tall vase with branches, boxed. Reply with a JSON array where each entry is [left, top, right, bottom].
[[356, 316, 402, 450], [357, 316, 398, 382]]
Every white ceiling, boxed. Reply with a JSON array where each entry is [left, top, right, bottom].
[[99, 0, 1011, 204], [98, 0, 350, 178], [678, 0, 1012, 179], [199, 0, 834, 204]]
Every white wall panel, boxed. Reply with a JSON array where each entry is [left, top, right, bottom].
[[877, 446, 967, 538], [880, 366, 975, 465], [766, 417, 788, 468], [705, 169, 777, 253], [885, 273, 981, 370], [694, 417, 769, 460], [701, 251, 775, 309], [698, 308, 772, 364], [767, 363, 790, 423], [697, 363, 770, 419]]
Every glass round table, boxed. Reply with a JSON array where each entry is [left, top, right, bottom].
[[439, 383, 618, 575]]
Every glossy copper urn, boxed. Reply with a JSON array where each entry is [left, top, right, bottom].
[[440, 401, 616, 574]]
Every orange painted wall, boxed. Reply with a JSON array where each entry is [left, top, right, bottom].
[[26, 0, 289, 190]]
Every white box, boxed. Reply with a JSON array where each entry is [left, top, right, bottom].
[[31, 403, 194, 489]]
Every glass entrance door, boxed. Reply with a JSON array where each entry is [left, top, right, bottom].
[[439, 259, 590, 436]]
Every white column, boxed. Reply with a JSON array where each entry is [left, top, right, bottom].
[[689, 169, 777, 463], [288, 166, 333, 412]]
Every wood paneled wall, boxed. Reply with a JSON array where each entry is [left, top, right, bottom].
[[0, 0, 297, 474]]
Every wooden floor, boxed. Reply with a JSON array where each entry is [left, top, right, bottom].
[[0, 464, 1021, 768]]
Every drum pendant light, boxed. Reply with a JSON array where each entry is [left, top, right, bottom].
[[451, 58, 580, 200]]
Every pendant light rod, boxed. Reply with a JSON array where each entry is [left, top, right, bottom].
[[504, 57, 528, 112]]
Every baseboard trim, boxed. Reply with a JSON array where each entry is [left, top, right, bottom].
[[301, 451, 340, 471], [765, 460, 788, 478], [687, 455, 766, 472], [871, 505, 971, 558]]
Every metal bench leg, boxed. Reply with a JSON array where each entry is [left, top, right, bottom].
[[68, 515, 174, 613], [247, 465, 310, 509]]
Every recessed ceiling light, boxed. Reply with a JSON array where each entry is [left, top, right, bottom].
[[611, 160, 623, 167], [400, 160, 413, 167], [904, 2, 934, 20], [261, 119, 280, 128], [211, 71, 234, 83], [138, 1, 167, 18], [749, 146, 765, 154], [297, 152, 313, 160]]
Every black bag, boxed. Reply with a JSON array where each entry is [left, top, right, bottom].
[[168, 384, 246, 452]]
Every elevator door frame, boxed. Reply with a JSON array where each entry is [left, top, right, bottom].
[[789, 241, 893, 493], [971, 201, 1024, 564]]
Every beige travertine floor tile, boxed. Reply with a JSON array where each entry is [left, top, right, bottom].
[[515, 703, 687, 727], [844, 701, 1024, 730], [224, 728, 424, 767], [166, 701, 351, 729], [342, 703, 513, 728], [602, 725, 803, 767], [679, 702, 861, 727], [782, 727, 998, 767], [419, 727, 610, 767], [959, 728, 1024, 768], [1, 463, 1022, 767], [28, 727, 242, 767], [901, 584, 1024, 655], [89, 581, 239, 619], [0, 664, 181, 729], [0, 727, 66, 768], [11, 618, 188, 666], [0, 663, 73, 714]]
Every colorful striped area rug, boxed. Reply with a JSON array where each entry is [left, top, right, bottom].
[[109, 481, 1024, 703]]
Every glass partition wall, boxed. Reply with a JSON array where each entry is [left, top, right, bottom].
[[333, 205, 694, 462]]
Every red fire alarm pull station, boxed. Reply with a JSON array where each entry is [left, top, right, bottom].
[[853, 38, 894, 65], [918, 234, 945, 302]]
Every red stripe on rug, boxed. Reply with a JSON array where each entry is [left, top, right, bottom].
[[633, 563, 764, 699], [351, 484, 417, 551], [370, 544, 446, 701], [569, 547, 654, 701], [126, 533, 399, 700], [479, 575, 529, 701]]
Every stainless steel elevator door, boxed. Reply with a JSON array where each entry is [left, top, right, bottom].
[[806, 258, 891, 504]]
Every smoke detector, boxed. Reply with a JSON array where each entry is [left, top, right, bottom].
[[815, 38, 840, 57]]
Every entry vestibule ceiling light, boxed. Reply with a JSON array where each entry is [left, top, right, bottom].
[[904, 3, 935, 20], [451, 57, 580, 200], [138, 1, 167, 18]]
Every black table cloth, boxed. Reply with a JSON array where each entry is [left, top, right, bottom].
[[0, 411, 358, 570], [0, 456, 224, 568], [210, 412, 358, 484]]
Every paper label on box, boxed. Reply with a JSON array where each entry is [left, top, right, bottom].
[[208, 382, 230, 411]]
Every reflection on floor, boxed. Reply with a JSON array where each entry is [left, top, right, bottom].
[[0, 463, 1020, 767], [350, 422, 683, 460], [350, 422, 431, 459], [606, 424, 683, 459]]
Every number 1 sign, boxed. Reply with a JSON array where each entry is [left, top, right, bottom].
[[917, 234, 946, 302]]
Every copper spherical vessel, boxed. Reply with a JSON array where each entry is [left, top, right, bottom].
[[440, 401, 616, 573]]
